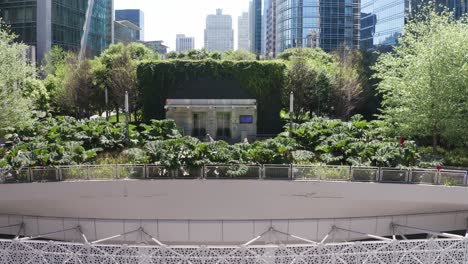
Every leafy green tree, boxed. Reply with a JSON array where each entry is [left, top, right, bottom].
[[99, 43, 156, 122], [278, 48, 334, 65], [223, 50, 257, 61], [285, 56, 332, 121], [209, 51, 222, 60], [23, 79, 49, 112], [0, 23, 36, 131], [356, 49, 385, 120], [57, 55, 101, 118], [166, 51, 178, 59], [41, 46, 69, 76], [42, 46, 78, 115], [374, 7, 468, 150], [331, 45, 364, 120]]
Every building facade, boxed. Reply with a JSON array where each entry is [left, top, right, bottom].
[[0, 0, 113, 63], [164, 79, 258, 142], [265, 0, 277, 57], [114, 20, 140, 44], [140, 40, 168, 55], [238, 12, 250, 51], [361, 0, 468, 50], [204, 9, 234, 53], [176, 34, 195, 52], [276, 0, 360, 54], [249, 0, 262, 54], [166, 99, 257, 142], [115, 9, 144, 41]]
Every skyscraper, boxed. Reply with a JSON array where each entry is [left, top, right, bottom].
[[361, 0, 468, 50], [115, 9, 145, 41], [204, 9, 234, 53], [114, 20, 140, 44], [265, 0, 277, 57], [176, 34, 195, 52], [0, 0, 113, 63], [275, 0, 361, 54], [249, 0, 262, 54], [238, 12, 250, 51]]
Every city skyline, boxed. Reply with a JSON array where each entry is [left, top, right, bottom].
[[115, 0, 250, 51]]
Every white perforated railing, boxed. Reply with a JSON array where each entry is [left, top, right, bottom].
[[0, 238, 467, 264], [0, 164, 466, 186]]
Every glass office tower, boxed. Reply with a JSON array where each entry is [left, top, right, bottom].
[[361, 0, 468, 50], [276, 0, 361, 53], [0, 0, 37, 45], [115, 9, 144, 41], [249, 0, 262, 54], [0, 0, 113, 62]]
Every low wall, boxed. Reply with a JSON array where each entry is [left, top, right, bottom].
[[0, 180, 467, 244]]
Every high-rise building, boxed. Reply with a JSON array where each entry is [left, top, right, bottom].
[[238, 12, 250, 51], [276, 0, 360, 54], [204, 9, 234, 53], [261, 0, 268, 56], [140, 40, 169, 56], [114, 20, 140, 44], [361, 0, 468, 50], [176, 34, 195, 52], [249, 0, 262, 54], [115, 9, 145, 41], [0, 0, 113, 63], [265, 0, 277, 57]]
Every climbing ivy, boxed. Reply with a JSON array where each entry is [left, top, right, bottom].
[[137, 59, 286, 134]]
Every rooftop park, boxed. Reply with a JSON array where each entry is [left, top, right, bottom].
[[0, 7, 466, 172]]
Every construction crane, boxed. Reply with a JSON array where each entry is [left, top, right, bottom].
[[79, 0, 95, 61]]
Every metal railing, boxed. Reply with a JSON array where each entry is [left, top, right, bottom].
[[0, 238, 467, 264], [0, 164, 466, 186]]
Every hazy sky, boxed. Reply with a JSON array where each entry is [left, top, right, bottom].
[[114, 0, 251, 51]]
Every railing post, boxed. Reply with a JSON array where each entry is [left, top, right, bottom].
[[86, 165, 90, 180], [115, 164, 119, 180], [28, 168, 32, 183], [289, 164, 293, 181], [56, 167, 60, 182]]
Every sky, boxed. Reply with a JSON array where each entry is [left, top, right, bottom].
[[114, 0, 251, 51]]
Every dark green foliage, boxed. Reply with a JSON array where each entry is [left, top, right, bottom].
[[0, 115, 429, 170], [137, 60, 286, 134], [287, 115, 420, 167], [0, 117, 181, 168]]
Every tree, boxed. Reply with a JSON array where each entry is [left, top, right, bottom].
[[278, 48, 334, 64], [331, 46, 364, 120], [374, 7, 468, 150], [223, 50, 257, 61], [0, 23, 37, 131], [285, 56, 332, 121], [355, 48, 385, 120], [99, 43, 156, 122], [57, 55, 102, 118], [166, 51, 178, 59], [209, 51, 222, 60], [41, 46, 69, 76], [42, 46, 72, 114]]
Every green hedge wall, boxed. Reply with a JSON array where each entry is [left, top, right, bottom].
[[137, 60, 286, 134]]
